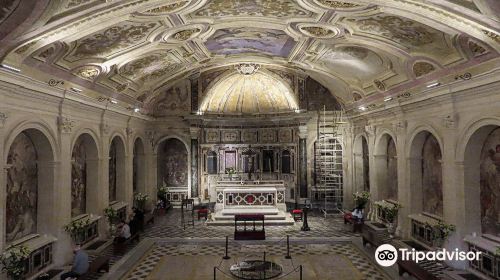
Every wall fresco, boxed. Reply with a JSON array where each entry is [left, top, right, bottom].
[[71, 136, 86, 217], [6, 132, 38, 242], [158, 139, 188, 188], [480, 128, 500, 236], [109, 138, 117, 202], [422, 134, 443, 216]]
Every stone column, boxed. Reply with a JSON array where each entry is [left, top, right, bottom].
[[144, 150, 158, 210], [298, 126, 308, 199], [365, 125, 378, 200], [0, 112, 8, 252], [53, 117, 75, 265], [440, 119, 467, 269], [122, 154, 134, 208], [343, 125, 355, 210], [394, 121, 409, 237], [190, 127, 200, 198]]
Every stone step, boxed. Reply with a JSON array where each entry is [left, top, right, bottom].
[[220, 208, 280, 216], [206, 217, 295, 226], [213, 213, 289, 221]]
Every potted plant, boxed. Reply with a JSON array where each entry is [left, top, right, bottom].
[[225, 167, 235, 181], [157, 186, 168, 200], [64, 218, 91, 244], [1, 245, 30, 279], [134, 193, 149, 211], [429, 220, 456, 248], [353, 191, 370, 209], [104, 206, 118, 236], [380, 200, 402, 237]]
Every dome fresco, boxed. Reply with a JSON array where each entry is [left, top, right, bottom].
[[200, 71, 298, 115]]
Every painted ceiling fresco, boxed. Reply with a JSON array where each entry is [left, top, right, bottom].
[[0, 0, 499, 113], [205, 28, 295, 57], [64, 21, 160, 62], [117, 52, 183, 85], [191, 0, 312, 18]]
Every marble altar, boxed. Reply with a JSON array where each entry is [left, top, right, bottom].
[[208, 180, 294, 226]]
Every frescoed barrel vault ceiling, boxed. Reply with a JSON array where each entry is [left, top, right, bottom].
[[0, 0, 499, 115]]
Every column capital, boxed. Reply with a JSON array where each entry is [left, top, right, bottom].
[[190, 127, 201, 139], [298, 125, 308, 138], [0, 112, 7, 128], [58, 116, 75, 134], [365, 125, 376, 137]]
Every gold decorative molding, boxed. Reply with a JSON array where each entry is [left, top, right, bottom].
[[172, 28, 200, 41], [413, 61, 435, 77], [482, 30, 500, 44], [316, 0, 360, 9], [74, 66, 100, 80], [143, 1, 188, 14], [374, 79, 386, 91]]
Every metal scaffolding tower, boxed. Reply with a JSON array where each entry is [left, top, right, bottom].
[[313, 107, 345, 217]]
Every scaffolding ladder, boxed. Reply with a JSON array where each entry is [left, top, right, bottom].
[[314, 106, 345, 217]]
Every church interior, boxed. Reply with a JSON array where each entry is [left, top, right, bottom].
[[0, 0, 500, 279]]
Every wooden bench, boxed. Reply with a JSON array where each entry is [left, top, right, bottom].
[[77, 255, 110, 279], [234, 214, 265, 240], [144, 211, 155, 226], [113, 233, 140, 255], [397, 260, 439, 280]]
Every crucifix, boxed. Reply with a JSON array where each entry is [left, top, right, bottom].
[[242, 147, 257, 180]]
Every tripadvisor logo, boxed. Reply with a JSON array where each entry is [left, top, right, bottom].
[[375, 244, 398, 267], [374, 244, 481, 267]]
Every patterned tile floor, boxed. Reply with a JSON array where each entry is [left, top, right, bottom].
[[56, 209, 460, 280], [144, 209, 360, 239], [124, 242, 389, 280]]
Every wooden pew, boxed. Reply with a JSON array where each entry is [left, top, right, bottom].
[[397, 260, 439, 280]]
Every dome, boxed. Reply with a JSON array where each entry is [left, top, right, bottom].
[[199, 72, 299, 115]]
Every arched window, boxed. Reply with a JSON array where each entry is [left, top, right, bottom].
[[207, 151, 218, 174], [281, 150, 291, 174]]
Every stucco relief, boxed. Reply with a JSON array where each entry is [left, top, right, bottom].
[[480, 128, 500, 236], [348, 15, 434, 46], [205, 27, 295, 57], [422, 134, 443, 216], [6, 132, 38, 242], [413, 61, 435, 77], [66, 21, 159, 61], [141, 1, 189, 14], [192, 0, 312, 18], [71, 137, 86, 217], [159, 139, 188, 188], [119, 52, 182, 84], [149, 82, 190, 116]]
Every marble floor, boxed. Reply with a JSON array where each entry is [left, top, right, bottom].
[[94, 209, 394, 280]]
